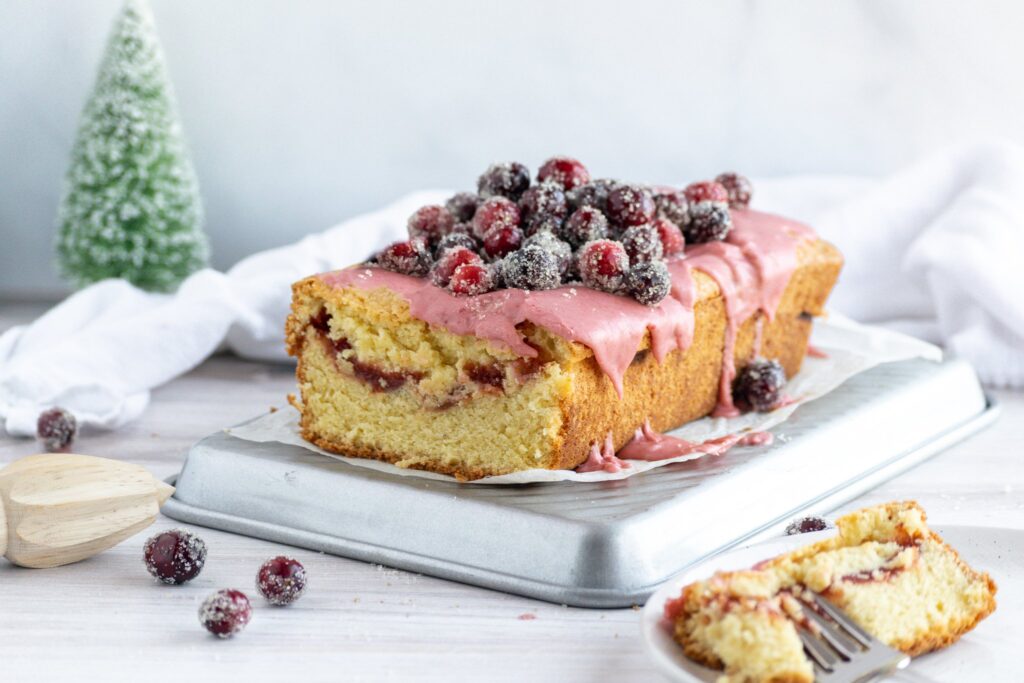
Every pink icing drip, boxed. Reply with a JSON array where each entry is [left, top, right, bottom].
[[807, 344, 828, 359], [576, 432, 631, 473], [617, 419, 774, 462]]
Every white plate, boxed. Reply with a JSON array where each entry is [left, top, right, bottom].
[[641, 525, 1022, 682]]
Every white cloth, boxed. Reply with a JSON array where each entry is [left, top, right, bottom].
[[3, 142, 1024, 435]]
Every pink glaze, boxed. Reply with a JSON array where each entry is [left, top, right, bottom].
[[576, 432, 631, 473], [807, 344, 829, 359], [319, 209, 814, 408], [617, 419, 774, 462]]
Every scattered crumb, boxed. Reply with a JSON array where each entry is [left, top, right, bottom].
[[518, 613, 537, 621], [631, 604, 640, 611], [269, 406, 279, 413]]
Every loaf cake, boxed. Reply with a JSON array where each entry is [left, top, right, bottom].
[[285, 158, 843, 480], [666, 501, 997, 682]]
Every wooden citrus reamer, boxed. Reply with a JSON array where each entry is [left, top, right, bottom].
[[0, 453, 173, 568]]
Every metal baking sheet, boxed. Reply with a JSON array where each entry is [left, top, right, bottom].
[[163, 358, 997, 607]]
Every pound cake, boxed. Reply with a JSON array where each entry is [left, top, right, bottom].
[[286, 158, 843, 479], [666, 501, 997, 682]]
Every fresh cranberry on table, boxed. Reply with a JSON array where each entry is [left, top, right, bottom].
[[482, 225, 524, 259], [626, 261, 671, 306], [36, 407, 77, 453], [430, 246, 483, 287], [685, 203, 732, 244], [143, 528, 207, 585], [444, 192, 480, 223], [620, 223, 663, 264], [477, 161, 531, 201], [449, 263, 496, 296], [733, 358, 787, 412], [560, 206, 610, 248], [523, 231, 573, 278], [605, 184, 655, 228], [785, 516, 832, 535], [471, 196, 521, 240], [577, 239, 630, 293], [683, 180, 729, 205], [199, 589, 252, 638], [537, 156, 591, 190], [376, 239, 432, 276], [653, 218, 685, 256], [256, 556, 307, 606], [407, 205, 455, 243], [500, 245, 561, 291], [654, 189, 690, 227], [715, 172, 753, 209]]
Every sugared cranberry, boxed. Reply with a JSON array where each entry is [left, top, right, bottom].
[[654, 190, 690, 226], [199, 589, 252, 638], [143, 528, 207, 585], [523, 231, 572, 278], [36, 407, 77, 453], [620, 223, 663, 264], [626, 261, 671, 306], [449, 263, 495, 296], [430, 246, 482, 287], [501, 245, 561, 291], [433, 232, 478, 258], [519, 182, 568, 230], [472, 196, 520, 240], [522, 213, 564, 237], [377, 239, 432, 276], [654, 218, 685, 256], [577, 239, 630, 293], [785, 516, 832, 535], [733, 358, 787, 412], [606, 184, 655, 227], [444, 192, 480, 223], [683, 180, 729, 205], [477, 161, 531, 201], [407, 205, 455, 243], [256, 556, 307, 606], [537, 156, 591, 190], [715, 172, 753, 209], [685, 203, 732, 244], [561, 206, 610, 248], [567, 178, 618, 212], [482, 225, 524, 259]]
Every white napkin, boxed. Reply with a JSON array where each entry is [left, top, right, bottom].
[[3, 142, 1023, 435]]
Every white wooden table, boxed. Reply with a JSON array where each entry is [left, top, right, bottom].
[[1, 303, 1021, 682]]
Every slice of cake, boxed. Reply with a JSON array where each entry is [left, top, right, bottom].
[[285, 159, 842, 480], [666, 501, 997, 683]]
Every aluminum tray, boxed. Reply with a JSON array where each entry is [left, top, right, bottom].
[[163, 358, 997, 607]]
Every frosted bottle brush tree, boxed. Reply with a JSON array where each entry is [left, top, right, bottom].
[[57, 0, 208, 292]]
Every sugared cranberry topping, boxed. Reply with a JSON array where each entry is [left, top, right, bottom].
[[654, 190, 690, 227], [561, 206, 610, 248], [683, 180, 729, 205], [377, 239, 431, 276], [256, 556, 307, 606], [449, 263, 495, 296], [715, 172, 753, 209], [518, 182, 568, 230], [444, 192, 480, 223], [785, 516, 832, 535], [477, 161, 531, 201], [733, 358, 787, 412], [501, 245, 561, 291], [471, 196, 520, 240], [523, 231, 572, 278], [199, 589, 252, 638], [430, 246, 482, 287], [626, 261, 671, 306], [685, 203, 732, 244], [433, 232, 478, 258], [620, 223, 663, 264], [407, 205, 455, 243], [143, 528, 207, 585], [578, 239, 630, 293], [605, 184, 655, 228], [654, 218, 685, 256], [537, 156, 591, 190], [567, 178, 618, 212], [36, 407, 77, 453], [482, 225, 524, 259]]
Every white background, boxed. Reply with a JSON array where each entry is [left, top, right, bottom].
[[2, 0, 1022, 297]]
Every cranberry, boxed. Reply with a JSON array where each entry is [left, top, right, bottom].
[[523, 213, 564, 238], [537, 156, 591, 190], [683, 180, 729, 205], [578, 239, 629, 293], [785, 516, 832, 535], [143, 529, 207, 585], [199, 589, 252, 638], [620, 223, 663, 264], [430, 246, 482, 287], [519, 182, 568, 229], [433, 232, 478, 258], [407, 205, 455, 243], [733, 358, 787, 412], [654, 218, 685, 256], [482, 224, 524, 259], [561, 206, 610, 248], [501, 245, 561, 291], [477, 161, 531, 201], [567, 178, 618, 212], [606, 184, 655, 227], [685, 203, 732, 244], [715, 172, 753, 209], [654, 190, 690, 227], [256, 556, 307, 606], [36, 407, 77, 452], [449, 263, 496, 296], [376, 239, 432, 276], [444, 192, 480, 223], [472, 196, 520, 240], [626, 261, 671, 306], [523, 231, 572, 278]]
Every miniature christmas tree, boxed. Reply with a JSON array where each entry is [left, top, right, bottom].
[[56, 0, 208, 292]]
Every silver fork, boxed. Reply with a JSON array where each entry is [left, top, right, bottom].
[[797, 593, 911, 682]]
